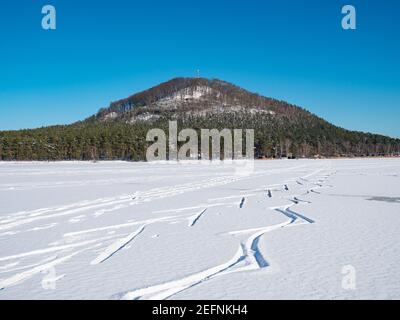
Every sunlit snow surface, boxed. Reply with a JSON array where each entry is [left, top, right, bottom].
[[0, 159, 399, 300]]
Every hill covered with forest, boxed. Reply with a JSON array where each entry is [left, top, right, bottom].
[[1, 77, 399, 161]]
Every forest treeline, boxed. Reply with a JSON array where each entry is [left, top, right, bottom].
[[1, 112, 399, 161]]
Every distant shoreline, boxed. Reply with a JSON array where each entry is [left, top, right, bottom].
[[1, 156, 400, 164]]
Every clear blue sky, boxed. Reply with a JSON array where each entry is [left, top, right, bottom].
[[0, 0, 399, 137]]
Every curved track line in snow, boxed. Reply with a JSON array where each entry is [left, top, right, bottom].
[[0, 256, 57, 274], [0, 262, 19, 272], [154, 201, 238, 214], [231, 199, 316, 274], [0, 236, 116, 263], [90, 226, 145, 265], [0, 246, 97, 290], [63, 216, 178, 238], [119, 201, 316, 300], [0, 199, 131, 232], [234, 220, 292, 272], [239, 197, 246, 209], [275, 206, 315, 224], [119, 246, 245, 300], [188, 209, 207, 227]]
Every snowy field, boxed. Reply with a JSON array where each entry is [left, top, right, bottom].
[[0, 159, 399, 300]]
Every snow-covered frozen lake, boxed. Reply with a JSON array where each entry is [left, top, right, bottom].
[[0, 159, 399, 300]]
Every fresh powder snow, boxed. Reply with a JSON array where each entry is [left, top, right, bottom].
[[0, 159, 399, 299]]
